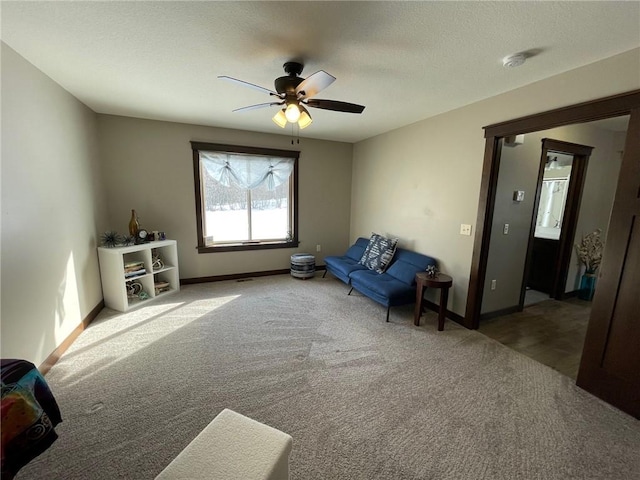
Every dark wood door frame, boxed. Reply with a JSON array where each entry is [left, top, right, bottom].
[[519, 139, 593, 308], [465, 89, 640, 330], [576, 107, 640, 418]]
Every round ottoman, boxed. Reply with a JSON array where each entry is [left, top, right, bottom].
[[290, 253, 316, 279]]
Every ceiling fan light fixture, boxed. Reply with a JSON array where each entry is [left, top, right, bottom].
[[272, 109, 287, 128], [298, 107, 312, 129], [285, 103, 301, 123], [222, 61, 366, 132]]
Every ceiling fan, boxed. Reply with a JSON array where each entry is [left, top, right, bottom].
[[219, 61, 365, 130]]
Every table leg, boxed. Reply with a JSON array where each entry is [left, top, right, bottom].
[[414, 283, 424, 326], [438, 287, 449, 331]]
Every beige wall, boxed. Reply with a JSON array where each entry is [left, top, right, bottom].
[[482, 122, 624, 314], [1, 43, 108, 365], [1, 41, 637, 367], [352, 48, 640, 317], [97, 116, 353, 279]]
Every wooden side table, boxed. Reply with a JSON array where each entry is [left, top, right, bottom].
[[414, 272, 453, 331]]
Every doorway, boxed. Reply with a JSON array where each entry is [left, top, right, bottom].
[[464, 90, 640, 417], [476, 123, 621, 381], [521, 139, 592, 308], [526, 153, 573, 298]]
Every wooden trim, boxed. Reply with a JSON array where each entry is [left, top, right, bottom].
[[467, 89, 639, 331], [576, 108, 640, 418], [38, 300, 104, 375], [550, 147, 591, 299], [181, 266, 327, 285], [542, 138, 594, 157], [519, 139, 593, 305], [480, 305, 520, 321], [190, 141, 300, 159], [292, 151, 299, 250], [423, 299, 465, 324], [197, 240, 300, 253], [192, 148, 204, 248], [484, 90, 640, 138], [465, 137, 501, 329], [190, 142, 300, 252]]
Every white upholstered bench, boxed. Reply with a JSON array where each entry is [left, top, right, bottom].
[[155, 408, 293, 480]]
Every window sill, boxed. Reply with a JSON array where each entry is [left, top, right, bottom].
[[197, 241, 300, 253]]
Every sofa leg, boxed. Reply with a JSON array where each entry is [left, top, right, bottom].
[[386, 306, 390, 322], [322, 270, 327, 278], [348, 287, 354, 296]]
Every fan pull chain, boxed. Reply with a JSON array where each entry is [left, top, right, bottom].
[[290, 123, 300, 145]]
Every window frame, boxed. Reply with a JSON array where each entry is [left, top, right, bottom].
[[191, 141, 300, 253]]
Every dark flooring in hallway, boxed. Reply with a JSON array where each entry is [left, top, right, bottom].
[[479, 297, 591, 380]]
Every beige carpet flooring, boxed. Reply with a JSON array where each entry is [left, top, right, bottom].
[[19, 274, 640, 479]]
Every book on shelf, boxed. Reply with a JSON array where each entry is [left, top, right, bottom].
[[125, 269, 147, 278], [124, 261, 145, 276], [124, 261, 144, 270], [154, 281, 170, 294]]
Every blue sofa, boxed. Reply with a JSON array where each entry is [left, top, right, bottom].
[[324, 237, 437, 321]]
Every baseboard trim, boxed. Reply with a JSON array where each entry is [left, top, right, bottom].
[[181, 266, 326, 285], [39, 300, 104, 375], [480, 305, 520, 321], [423, 300, 465, 325]]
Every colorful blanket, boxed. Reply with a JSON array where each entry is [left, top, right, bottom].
[[1, 359, 62, 479]]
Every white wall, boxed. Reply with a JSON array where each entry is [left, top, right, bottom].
[[352, 48, 640, 317], [97, 115, 353, 279], [1, 43, 109, 365]]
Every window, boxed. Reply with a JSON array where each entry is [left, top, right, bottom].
[[191, 142, 299, 253]]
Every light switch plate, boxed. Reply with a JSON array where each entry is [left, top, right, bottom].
[[513, 190, 525, 202]]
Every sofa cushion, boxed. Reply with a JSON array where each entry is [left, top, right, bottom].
[[385, 249, 437, 285], [325, 256, 367, 282], [359, 233, 398, 273], [345, 237, 370, 261], [349, 270, 416, 307]]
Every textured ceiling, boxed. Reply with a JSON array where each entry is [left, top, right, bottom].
[[2, 1, 639, 143]]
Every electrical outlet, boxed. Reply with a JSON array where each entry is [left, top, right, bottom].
[[460, 224, 472, 236], [491, 279, 497, 290], [316, 244, 321, 252], [503, 223, 509, 235]]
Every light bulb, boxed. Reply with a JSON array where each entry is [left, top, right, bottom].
[[272, 109, 287, 128], [285, 103, 301, 123], [298, 107, 312, 129]]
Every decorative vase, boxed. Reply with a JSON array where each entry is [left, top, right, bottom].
[[128, 209, 140, 236], [578, 271, 597, 301]]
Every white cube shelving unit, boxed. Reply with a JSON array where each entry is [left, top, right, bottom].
[[97, 240, 180, 312]]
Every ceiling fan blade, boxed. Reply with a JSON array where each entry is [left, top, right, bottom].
[[232, 101, 284, 113], [295, 70, 336, 99], [218, 76, 281, 97], [305, 99, 365, 114]]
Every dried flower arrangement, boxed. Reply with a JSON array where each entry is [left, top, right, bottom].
[[575, 229, 604, 273], [101, 231, 123, 248], [425, 265, 439, 278], [121, 235, 136, 246]]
